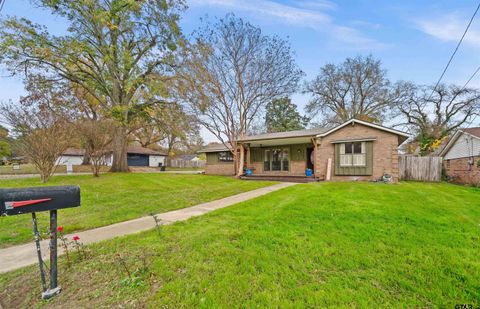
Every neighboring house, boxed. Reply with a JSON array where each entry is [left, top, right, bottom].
[[57, 146, 167, 167], [199, 119, 409, 181], [439, 127, 480, 185], [125, 146, 167, 167], [199, 143, 235, 175], [56, 148, 86, 166], [176, 154, 202, 162]]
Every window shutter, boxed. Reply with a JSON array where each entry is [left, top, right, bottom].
[[335, 144, 341, 175], [365, 142, 373, 175], [207, 153, 218, 163]]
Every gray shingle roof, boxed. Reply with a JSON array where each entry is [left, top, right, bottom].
[[62, 146, 167, 156], [197, 143, 231, 153], [126, 146, 167, 156], [239, 127, 328, 142], [463, 127, 480, 138]]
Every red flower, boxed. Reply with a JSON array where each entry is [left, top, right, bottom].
[[57, 226, 64, 233], [73, 235, 80, 241]]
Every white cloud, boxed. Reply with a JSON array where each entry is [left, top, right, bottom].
[[294, 0, 337, 11], [188, 0, 387, 50], [416, 12, 480, 47]]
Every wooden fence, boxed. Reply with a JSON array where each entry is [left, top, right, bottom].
[[399, 156, 443, 182], [166, 159, 206, 169]]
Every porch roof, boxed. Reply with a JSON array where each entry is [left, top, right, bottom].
[[239, 127, 328, 146]]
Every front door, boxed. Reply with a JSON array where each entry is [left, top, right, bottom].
[[263, 148, 289, 172]]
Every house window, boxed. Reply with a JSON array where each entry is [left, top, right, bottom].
[[218, 151, 233, 162], [264, 148, 289, 171], [340, 142, 366, 167]]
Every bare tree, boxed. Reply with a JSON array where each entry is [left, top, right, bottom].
[[177, 14, 303, 175], [305, 55, 397, 125], [1, 78, 73, 182], [77, 120, 114, 177], [393, 82, 480, 154]]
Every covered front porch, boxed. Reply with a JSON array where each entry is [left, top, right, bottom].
[[240, 133, 321, 182]]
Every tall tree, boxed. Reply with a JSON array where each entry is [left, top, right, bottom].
[[393, 82, 480, 154], [177, 14, 303, 175], [265, 98, 309, 133], [0, 0, 185, 172], [305, 55, 398, 125]]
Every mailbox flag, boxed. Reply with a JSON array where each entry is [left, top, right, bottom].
[[0, 186, 80, 216], [6, 198, 52, 209]]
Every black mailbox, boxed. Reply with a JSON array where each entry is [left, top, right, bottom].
[[0, 185, 81, 299], [0, 185, 80, 216]]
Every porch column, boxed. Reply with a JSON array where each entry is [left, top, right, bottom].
[[245, 144, 251, 168]]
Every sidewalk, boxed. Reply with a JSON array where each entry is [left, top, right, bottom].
[[0, 182, 297, 273]]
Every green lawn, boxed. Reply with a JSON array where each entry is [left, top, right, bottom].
[[1, 181, 479, 307], [0, 173, 275, 247], [0, 164, 64, 175]]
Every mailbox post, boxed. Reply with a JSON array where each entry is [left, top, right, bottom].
[[0, 186, 80, 299]]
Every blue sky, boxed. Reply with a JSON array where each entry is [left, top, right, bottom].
[[1, 0, 480, 141]]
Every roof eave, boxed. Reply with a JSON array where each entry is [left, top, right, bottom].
[[239, 133, 318, 143], [439, 129, 480, 157], [316, 119, 410, 138]]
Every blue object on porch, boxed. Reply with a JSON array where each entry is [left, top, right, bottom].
[[245, 168, 253, 176], [305, 169, 313, 177]]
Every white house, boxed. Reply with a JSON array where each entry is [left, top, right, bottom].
[[56, 146, 167, 168], [56, 148, 86, 166], [440, 127, 480, 184]]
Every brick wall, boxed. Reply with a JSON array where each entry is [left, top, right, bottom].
[[249, 160, 306, 176], [444, 156, 480, 185], [314, 123, 400, 182], [205, 163, 235, 176]]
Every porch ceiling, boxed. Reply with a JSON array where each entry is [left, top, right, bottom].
[[244, 136, 313, 147]]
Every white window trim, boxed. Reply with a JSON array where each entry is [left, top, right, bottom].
[[339, 142, 367, 167]]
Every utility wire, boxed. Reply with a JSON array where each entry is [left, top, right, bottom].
[[427, 1, 480, 101], [459, 65, 480, 128], [461, 65, 480, 90], [0, 0, 5, 13]]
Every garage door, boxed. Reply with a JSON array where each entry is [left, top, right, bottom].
[[127, 154, 149, 166]]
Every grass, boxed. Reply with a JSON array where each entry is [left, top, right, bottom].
[[0, 164, 110, 175], [1, 181, 479, 307], [165, 167, 205, 171], [0, 173, 275, 247], [0, 164, 57, 175]]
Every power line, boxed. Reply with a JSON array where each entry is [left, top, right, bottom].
[[0, 0, 5, 13], [460, 65, 480, 128], [428, 1, 480, 100], [461, 65, 480, 90]]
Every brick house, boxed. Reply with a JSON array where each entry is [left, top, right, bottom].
[[199, 119, 409, 182], [440, 128, 480, 185]]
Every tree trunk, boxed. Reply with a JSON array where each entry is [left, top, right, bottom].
[[110, 125, 129, 172], [237, 143, 245, 177], [82, 142, 92, 165]]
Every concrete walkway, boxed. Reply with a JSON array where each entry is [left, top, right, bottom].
[[0, 182, 296, 273]]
